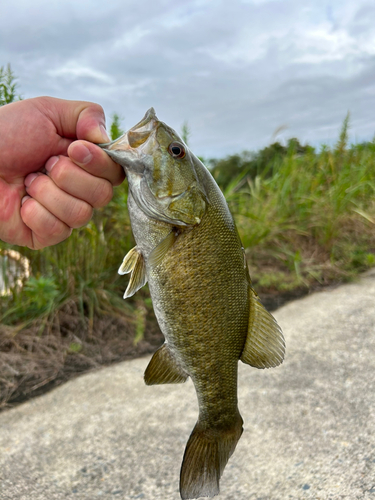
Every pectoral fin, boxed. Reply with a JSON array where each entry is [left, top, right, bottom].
[[148, 231, 177, 268], [119, 247, 147, 299], [118, 246, 141, 275], [144, 343, 189, 385], [241, 288, 285, 369]]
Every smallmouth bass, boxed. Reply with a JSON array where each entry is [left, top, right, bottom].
[[100, 109, 285, 499]]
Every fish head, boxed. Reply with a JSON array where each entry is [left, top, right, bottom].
[[99, 108, 207, 227]]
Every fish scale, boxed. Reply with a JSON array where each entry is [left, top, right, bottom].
[[100, 108, 285, 499]]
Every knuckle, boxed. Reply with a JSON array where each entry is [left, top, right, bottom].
[[34, 226, 71, 249], [69, 201, 93, 228], [27, 173, 48, 195], [86, 102, 105, 117], [92, 181, 113, 207], [21, 200, 71, 244], [21, 198, 39, 224], [51, 162, 69, 185], [46, 217, 67, 238], [94, 103, 105, 116]]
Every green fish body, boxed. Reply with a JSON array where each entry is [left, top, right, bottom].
[[100, 109, 285, 499]]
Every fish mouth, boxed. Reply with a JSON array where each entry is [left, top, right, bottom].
[[98, 108, 157, 162]]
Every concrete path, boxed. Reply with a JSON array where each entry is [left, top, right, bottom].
[[1, 270, 375, 500]]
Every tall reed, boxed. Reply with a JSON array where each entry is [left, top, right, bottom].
[[225, 121, 375, 291]]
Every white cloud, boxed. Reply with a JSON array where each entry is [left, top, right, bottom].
[[47, 63, 114, 84], [292, 24, 375, 65], [1, 0, 375, 156]]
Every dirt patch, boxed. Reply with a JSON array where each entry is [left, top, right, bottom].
[[0, 299, 163, 411], [0, 288, 314, 413]]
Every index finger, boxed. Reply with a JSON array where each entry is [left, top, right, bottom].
[[67, 140, 125, 186]]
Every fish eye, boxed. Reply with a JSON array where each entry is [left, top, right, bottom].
[[168, 142, 186, 159]]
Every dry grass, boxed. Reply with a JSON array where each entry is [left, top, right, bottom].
[[0, 299, 163, 410]]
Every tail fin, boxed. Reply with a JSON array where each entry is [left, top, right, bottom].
[[180, 413, 243, 499]]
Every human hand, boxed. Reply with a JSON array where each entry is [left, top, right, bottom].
[[0, 96, 125, 249]]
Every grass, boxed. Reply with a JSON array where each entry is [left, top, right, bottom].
[[1, 115, 375, 325], [0, 182, 141, 328], [0, 115, 374, 408], [221, 118, 375, 293]]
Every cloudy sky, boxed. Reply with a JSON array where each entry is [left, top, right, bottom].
[[1, 0, 375, 157]]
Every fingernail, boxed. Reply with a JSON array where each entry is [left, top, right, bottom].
[[25, 173, 39, 188], [70, 143, 93, 164], [45, 156, 59, 172], [21, 195, 32, 206], [99, 124, 110, 143]]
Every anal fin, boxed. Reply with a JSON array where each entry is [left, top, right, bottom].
[[144, 343, 189, 385], [119, 246, 147, 299], [240, 288, 285, 369]]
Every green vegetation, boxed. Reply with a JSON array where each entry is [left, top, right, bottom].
[[215, 116, 375, 293], [0, 65, 374, 407], [0, 190, 136, 328], [209, 138, 314, 189], [2, 113, 374, 328], [181, 120, 191, 146], [0, 63, 21, 105], [109, 113, 124, 141]]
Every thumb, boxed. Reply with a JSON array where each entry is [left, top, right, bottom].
[[76, 104, 111, 144], [40, 97, 111, 144]]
